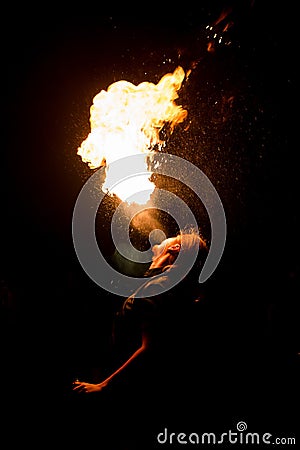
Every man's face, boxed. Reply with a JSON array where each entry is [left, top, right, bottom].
[[151, 236, 181, 263]]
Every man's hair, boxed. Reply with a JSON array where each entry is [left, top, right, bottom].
[[180, 230, 208, 272], [180, 230, 208, 256], [163, 229, 209, 284]]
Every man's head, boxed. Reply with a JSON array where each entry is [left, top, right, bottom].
[[150, 231, 208, 272]]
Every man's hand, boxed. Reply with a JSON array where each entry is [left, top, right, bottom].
[[72, 380, 108, 394]]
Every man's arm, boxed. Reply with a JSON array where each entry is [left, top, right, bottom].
[[72, 327, 153, 394]]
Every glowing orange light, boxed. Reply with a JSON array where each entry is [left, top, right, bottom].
[[77, 66, 187, 204]]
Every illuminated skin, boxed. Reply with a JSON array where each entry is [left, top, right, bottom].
[[149, 236, 181, 269], [72, 234, 201, 395]]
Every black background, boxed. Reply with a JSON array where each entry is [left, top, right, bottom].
[[1, 2, 299, 447]]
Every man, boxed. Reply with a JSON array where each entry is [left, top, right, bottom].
[[72, 230, 208, 396], [70, 230, 209, 447]]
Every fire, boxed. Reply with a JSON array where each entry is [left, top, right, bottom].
[[77, 66, 187, 204]]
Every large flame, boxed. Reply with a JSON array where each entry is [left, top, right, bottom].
[[77, 66, 187, 204]]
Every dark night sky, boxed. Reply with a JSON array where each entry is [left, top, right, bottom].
[[2, 4, 298, 276], [1, 2, 299, 443]]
